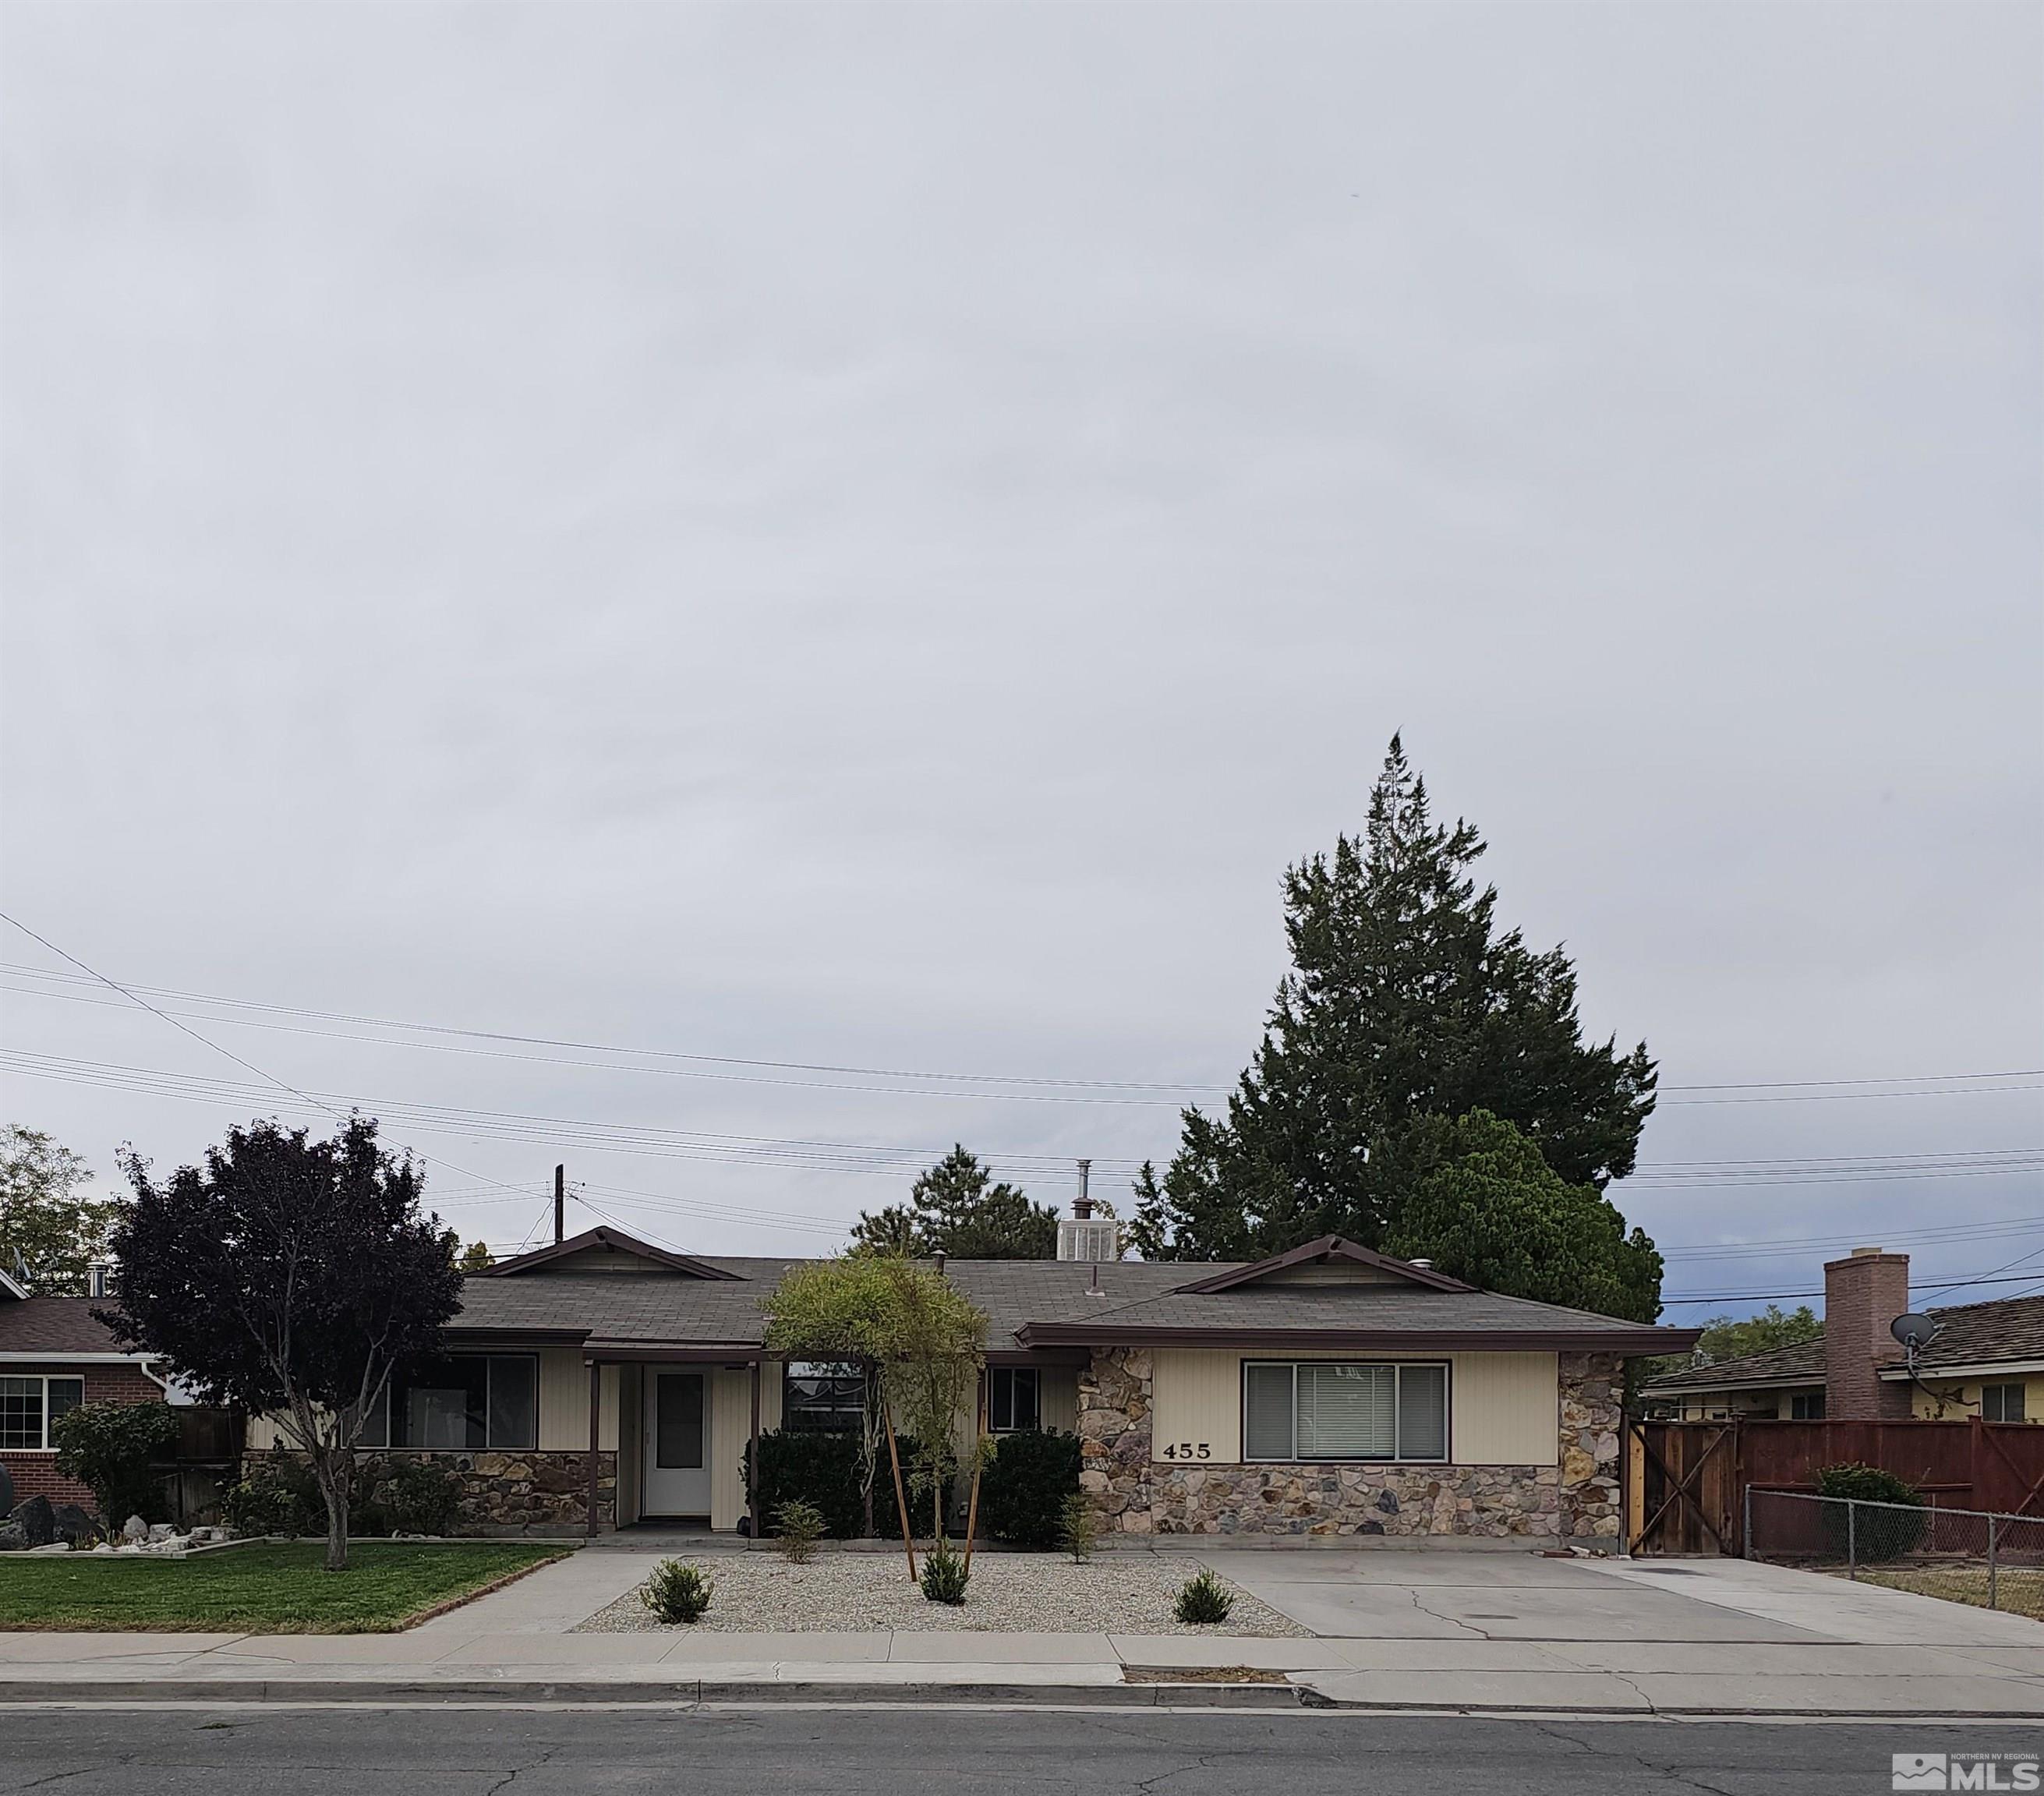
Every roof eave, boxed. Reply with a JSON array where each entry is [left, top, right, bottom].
[[1015, 1322, 1699, 1353]]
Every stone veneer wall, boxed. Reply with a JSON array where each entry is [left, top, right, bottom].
[[267, 1451, 617, 1535], [1076, 1347, 1624, 1541]]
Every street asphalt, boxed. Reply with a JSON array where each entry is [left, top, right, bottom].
[[1, 1706, 2036, 1794]]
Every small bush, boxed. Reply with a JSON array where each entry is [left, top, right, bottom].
[[222, 1448, 322, 1536], [1816, 1462, 1926, 1561], [774, 1498, 825, 1563], [384, 1457, 463, 1535], [1059, 1493, 1098, 1564], [50, 1401, 181, 1526], [1173, 1569, 1234, 1625], [920, 1538, 970, 1605], [642, 1559, 714, 1624], [978, 1430, 1081, 1550]]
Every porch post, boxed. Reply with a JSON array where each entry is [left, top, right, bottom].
[[749, 1357, 763, 1540], [586, 1359, 602, 1538]]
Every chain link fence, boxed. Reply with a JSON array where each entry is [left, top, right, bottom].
[[1746, 1489, 2044, 1619]]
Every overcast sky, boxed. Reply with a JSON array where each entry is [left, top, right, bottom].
[[2, 3, 2039, 1320]]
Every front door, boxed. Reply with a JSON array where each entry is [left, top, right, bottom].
[[644, 1370, 710, 1518]]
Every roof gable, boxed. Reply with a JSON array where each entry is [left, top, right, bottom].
[[480, 1226, 745, 1282], [1172, 1236, 1475, 1296], [0, 1266, 27, 1301]]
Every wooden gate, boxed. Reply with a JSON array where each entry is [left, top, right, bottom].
[[1625, 1417, 1742, 1555]]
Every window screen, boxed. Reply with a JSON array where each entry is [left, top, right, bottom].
[[1243, 1362, 1296, 1460], [1395, 1364, 1447, 1460]]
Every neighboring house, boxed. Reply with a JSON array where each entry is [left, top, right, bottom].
[[244, 1220, 1693, 1541], [0, 1265, 172, 1511], [1642, 1246, 2043, 1424]]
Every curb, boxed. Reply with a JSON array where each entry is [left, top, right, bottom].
[[0, 1678, 1308, 1709]]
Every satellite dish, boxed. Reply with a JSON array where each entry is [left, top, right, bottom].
[[1890, 1313, 1939, 1351]]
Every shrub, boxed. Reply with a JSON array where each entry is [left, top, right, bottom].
[[978, 1429, 1080, 1550], [920, 1539, 969, 1605], [745, 1427, 948, 1540], [1059, 1493, 1098, 1564], [774, 1498, 825, 1564], [1173, 1569, 1234, 1625], [51, 1401, 181, 1526], [1815, 1462, 1926, 1561], [384, 1457, 463, 1535], [746, 1430, 866, 1537], [642, 1559, 714, 1624], [222, 1448, 322, 1536]]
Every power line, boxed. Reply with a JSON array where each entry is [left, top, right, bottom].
[[1660, 1270, 2044, 1306], [7, 960, 2038, 1107], [0, 917, 543, 1217]]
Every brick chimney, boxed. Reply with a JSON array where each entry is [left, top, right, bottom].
[[1824, 1247, 1914, 1419]]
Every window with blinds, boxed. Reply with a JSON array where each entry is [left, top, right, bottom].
[[1240, 1361, 1449, 1463]]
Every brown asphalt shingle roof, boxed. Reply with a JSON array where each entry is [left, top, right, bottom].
[[1641, 1291, 2044, 1395], [448, 1253, 1685, 1352], [0, 1296, 140, 1357]]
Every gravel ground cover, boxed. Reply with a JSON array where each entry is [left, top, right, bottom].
[[575, 1552, 1308, 1635]]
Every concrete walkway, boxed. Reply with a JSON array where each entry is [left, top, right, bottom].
[[2, 1548, 2038, 1716]]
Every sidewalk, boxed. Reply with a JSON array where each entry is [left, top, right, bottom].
[[2, 1548, 2038, 1716]]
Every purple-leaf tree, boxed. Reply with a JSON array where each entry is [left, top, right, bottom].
[[100, 1116, 461, 1571]]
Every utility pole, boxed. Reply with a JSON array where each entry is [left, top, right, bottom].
[[554, 1163, 565, 1246]]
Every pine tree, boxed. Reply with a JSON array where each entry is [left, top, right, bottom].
[[850, 1146, 1059, 1259], [1128, 737, 1657, 1269]]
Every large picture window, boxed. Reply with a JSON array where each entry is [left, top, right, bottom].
[[358, 1356, 536, 1451], [1242, 1361, 1448, 1463], [783, 1361, 865, 1433], [0, 1375, 85, 1451]]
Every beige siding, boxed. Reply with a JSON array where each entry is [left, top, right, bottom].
[[1445, 1352, 1557, 1465], [1151, 1349, 1243, 1463], [1041, 1366, 1078, 1434], [1148, 1349, 1558, 1466], [537, 1349, 620, 1451], [616, 1366, 643, 1525], [707, 1362, 783, 1531]]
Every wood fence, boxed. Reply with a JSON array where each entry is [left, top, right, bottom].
[[1624, 1416, 2044, 1556]]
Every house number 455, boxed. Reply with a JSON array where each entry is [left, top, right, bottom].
[[1160, 1442, 1211, 1460]]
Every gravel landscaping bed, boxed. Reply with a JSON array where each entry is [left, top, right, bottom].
[[575, 1553, 1307, 1635]]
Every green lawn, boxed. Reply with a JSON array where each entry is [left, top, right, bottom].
[[0, 1541, 571, 1633]]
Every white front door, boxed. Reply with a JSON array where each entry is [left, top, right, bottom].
[[643, 1370, 711, 1518]]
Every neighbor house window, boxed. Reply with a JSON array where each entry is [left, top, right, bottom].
[[1243, 1361, 1448, 1463], [0, 1375, 84, 1451], [783, 1361, 865, 1433], [1983, 1383, 2028, 1423], [987, 1367, 1039, 1432], [356, 1356, 537, 1450], [1790, 1391, 1826, 1420]]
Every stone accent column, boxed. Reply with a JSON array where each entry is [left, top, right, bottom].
[[1077, 1347, 1155, 1533], [1557, 1352, 1623, 1540]]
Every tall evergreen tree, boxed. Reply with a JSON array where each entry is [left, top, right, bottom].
[[1126, 737, 1657, 1265], [850, 1145, 1058, 1259]]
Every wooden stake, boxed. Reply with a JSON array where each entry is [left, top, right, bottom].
[[963, 1455, 983, 1572], [883, 1399, 917, 1581]]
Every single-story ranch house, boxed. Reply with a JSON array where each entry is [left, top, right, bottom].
[[248, 1223, 1696, 1542]]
